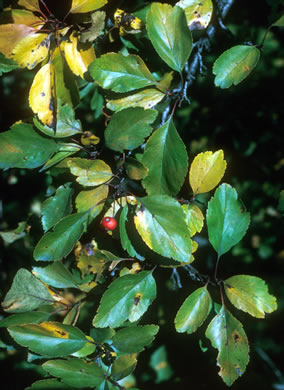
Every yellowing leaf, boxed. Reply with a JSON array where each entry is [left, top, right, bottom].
[[18, 0, 41, 13], [70, 0, 108, 14], [67, 158, 112, 186], [62, 33, 95, 79], [0, 24, 35, 57], [189, 150, 227, 195], [39, 322, 69, 339], [182, 204, 204, 236], [12, 32, 50, 69], [11, 9, 44, 28], [176, 0, 213, 30], [29, 63, 55, 127]]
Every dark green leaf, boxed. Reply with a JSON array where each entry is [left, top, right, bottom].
[[206, 184, 250, 256], [25, 378, 76, 389], [93, 271, 156, 328], [1, 269, 54, 313], [34, 212, 89, 261], [0, 122, 59, 169], [0, 51, 18, 75], [33, 261, 78, 289], [105, 108, 158, 153], [42, 358, 104, 388], [89, 53, 158, 92], [41, 183, 73, 232], [40, 144, 80, 172], [146, 3, 192, 71], [142, 118, 188, 196], [112, 325, 159, 353], [111, 355, 137, 381], [272, 14, 284, 27], [0, 312, 51, 328], [90, 327, 115, 343], [134, 195, 192, 262]]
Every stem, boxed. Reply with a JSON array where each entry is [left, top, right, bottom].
[[214, 254, 221, 281]]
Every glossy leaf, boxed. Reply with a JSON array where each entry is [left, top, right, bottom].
[[224, 275, 277, 318], [33, 262, 78, 289], [1, 269, 54, 313], [25, 379, 75, 389], [142, 118, 188, 196], [111, 355, 137, 381], [93, 271, 156, 328], [182, 204, 204, 236], [112, 325, 159, 353], [205, 306, 249, 386], [0, 312, 51, 328], [176, 0, 213, 30], [206, 184, 250, 256], [68, 158, 112, 186], [0, 24, 35, 57], [41, 183, 73, 232], [71, 335, 96, 358], [213, 45, 260, 88], [8, 322, 88, 357], [146, 3, 192, 71], [75, 185, 108, 219], [134, 195, 192, 262], [120, 204, 145, 260], [0, 122, 59, 169], [105, 108, 158, 153], [89, 53, 158, 92], [0, 52, 18, 75], [29, 63, 56, 127], [34, 212, 89, 261], [175, 286, 211, 333], [70, 0, 107, 14], [189, 150, 227, 195]]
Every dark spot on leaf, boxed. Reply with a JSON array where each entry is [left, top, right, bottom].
[[133, 293, 142, 306], [233, 332, 240, 343], [40, 92, 46, 97]]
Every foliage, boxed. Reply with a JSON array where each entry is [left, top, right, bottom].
[[0, 0, 282, 389]]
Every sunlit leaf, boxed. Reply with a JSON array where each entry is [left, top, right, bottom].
[[175, 286, 211, 333], [176, 0, 213, 30], [111, 355, 137, 381], [112, 325, 159, 353], [0, 24, 35, 58], [70, 0, 107, 14], [33, 261, 78, 289], [120, 204, 145, 260], [213, 45, 260, 88], [89, 53, 158, 92], [182, 204, 204, 236], [68, 158, 112, 186], [11, 32, 50, 69], [34, 212, 89, 261], [142, 118, 188, 196], [8, 322, 88, 357], [29, 63, 56, 127], [75, 184, 108, 219], [134, 195, 192, 262], [1, 268, 54, 313], [11, 9, 43, 27], [206, 184, 250, 256], [18, 0, 41, 13], [105, 107, 158, 153], [0, 52, 18, 75], [224, 275, 277, 318], [93, 271, 156, 328], [205, 306, 249, 386], [146, 3, 192, 71], [0, 122, 59, 169], [189, 150, 227, 195]]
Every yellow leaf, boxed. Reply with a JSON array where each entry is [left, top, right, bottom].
[[62, 33, 96, 79], [189, 150, 227, 195], [29, 63, 55, 127], [18, 0, 41, 13], [39, 322, 69, 338], [70, 0, 108, 14], [11, 9, 44, 28], [12, 32, 50, 69], [0, 24, 35, 57], [182, 204, 204, 236], [81, 131, 100, 146]]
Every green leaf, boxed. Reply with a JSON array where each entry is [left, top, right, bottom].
[[125, 158, 149, 181], [120, 204, 145, 260], [106, 88, 166, 112], [134, 195, 192, 262], [206, 184, 250, 257], [43, 358, 104, 388], [0, 51, 18, 75], [104, 108, 158, 153], [175, 286, 212, 334], [205, 306, 249, 386], [33, 262, 78, 289], [213, 45, 260, 88], [89, 53, 158, 92], [112, 325, 159, 353], [93, 271, 156, 328], [278, 189, 284, 214], [75, 185, 108, 220], [111, 355, 137, 381], [25, 378, 76, 389], [40, 143, 80, 172], [34, 212, 88, 261], [146, 3, 193, 72], [149, 345, 173, 384], [272, 14, 284, 27], [68, 158, 112, 186], [8, 322, 88, 357], [176, 0, 213, 30], [224, 275, 277, 318], [0, 221, 27, 244], [0, 312, 51, 328], [90, 327, 116, 343], [41, 183, 73, 232], [1, 269, 54, 313], [142, 118, 188, 196], [0, 122, 59, 169]]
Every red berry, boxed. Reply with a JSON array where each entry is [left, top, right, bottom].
[[101, 217, 117, 231]]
